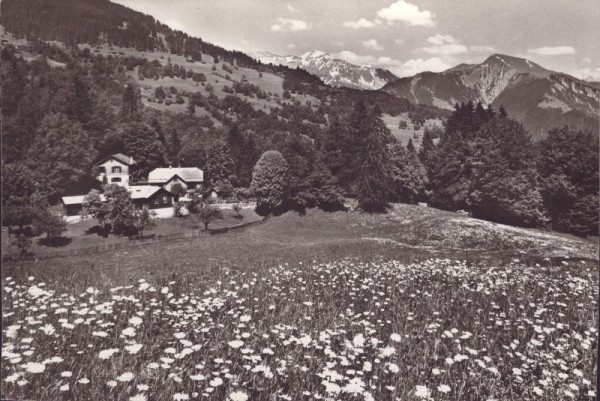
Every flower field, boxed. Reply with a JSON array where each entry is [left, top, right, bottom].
[[2, 258, 597, 401]]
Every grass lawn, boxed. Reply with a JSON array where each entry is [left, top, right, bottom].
[[4, 204, 596, 289], [3, 208, 261, 257], [2, 204, 597, 401]]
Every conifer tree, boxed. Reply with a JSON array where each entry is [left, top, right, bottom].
[[356, 105, 393, 213], [120, 83, 139, 121]]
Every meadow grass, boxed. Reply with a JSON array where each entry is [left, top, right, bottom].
[[2, 206, 597, 400]]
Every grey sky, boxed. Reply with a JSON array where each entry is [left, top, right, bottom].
[[113, 0, 600, 80]]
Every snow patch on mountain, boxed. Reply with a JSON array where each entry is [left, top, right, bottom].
[[249, 50, 397, 90]]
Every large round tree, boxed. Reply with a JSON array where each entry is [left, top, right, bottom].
[[250, 151, 288, 216]]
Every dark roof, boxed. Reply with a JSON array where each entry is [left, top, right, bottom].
[[96, 153, 136, 166]]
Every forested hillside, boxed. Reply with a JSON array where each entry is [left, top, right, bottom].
[[1, 0, 597, 238]]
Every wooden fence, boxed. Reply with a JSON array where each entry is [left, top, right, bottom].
[[2, 217, 267, 262]]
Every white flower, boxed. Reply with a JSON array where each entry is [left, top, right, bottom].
[[60, 371, 72, 378], [99, 348, 120, 360], [239, 315, 252, 322], [229, 391, 249, 401], [210, 377, 224, 387], [78, 378, 90, 384], [533, 387, 543, 396], [352, 333, 365, 348], [129, 316, 143, 327], [343, 378, 366, 394], [390, 333, 402, 342], [125, 344, 143, 355], [6, 325, 20, 339], [414, 385, 431, 398], [386, 363, 400, 373], [137, 384, 149, 391], [107, 380, 117, 387], [130, 395, 147, 401], [379, 346, 396, 357], [117, 372, 135, 382], [174, 332, 186, 339], [4, 373, 20, 383], [432, 368, 441, 375], [173, 393, 190, 400], [121, 327, 136, 337], [438, 384, 451, 393], [25, 362, 46, 374], [60, 383, 70, 392], [228, 340, 244, 349]]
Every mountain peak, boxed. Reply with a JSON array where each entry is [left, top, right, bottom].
[[250, 49, 398, 90], [301, 50, 331, 60], [483, 53, 549, 77]]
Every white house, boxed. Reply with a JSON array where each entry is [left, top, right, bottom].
[[95, 153, 136, 187], [147, 167, 204, 193]]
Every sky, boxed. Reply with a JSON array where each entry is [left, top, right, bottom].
[[113, 0, 600, 80]]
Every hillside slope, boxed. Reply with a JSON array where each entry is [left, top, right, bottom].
[[383, 54, 600, 139]]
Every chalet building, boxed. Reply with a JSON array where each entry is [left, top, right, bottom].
[[60, 155, 199, 222], [61, 186, 175, 221], [148, 167, 204, 193], [95, 153, 136, 187], [61, 194, 105, 222], [129, 185, 174, 218]]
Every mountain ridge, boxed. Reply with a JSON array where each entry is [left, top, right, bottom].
[[382, 54, 599, 139], [250, 50, 399, 91]]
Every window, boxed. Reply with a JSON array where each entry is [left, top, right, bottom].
[[112, 166, 122, 173], [98, 166, 106, 174], [111, 177, 122, 183]]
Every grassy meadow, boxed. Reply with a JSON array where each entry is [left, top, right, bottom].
[[2, 205, 598, 401]]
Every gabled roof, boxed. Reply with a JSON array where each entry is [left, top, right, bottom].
[[148, 167, 204, 183], [128, 185, 164, 200], [96, 153, 136, 166], [61, 194, 106, 205]]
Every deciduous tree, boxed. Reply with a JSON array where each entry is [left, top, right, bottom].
[[250, 151, 288, 216]]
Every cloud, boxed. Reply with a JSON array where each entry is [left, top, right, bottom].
[[271, 18, 309, 32], [285, 43, 297, 49], [376, 0, 435, 27], [574, 67, 600, 81], [286, 4, 299, 12], [335, 51, 451, 78], [470, 45, 496, 52], [427, 34, 455, 46], [527, 46, 576, 56], [165, 19, 185, 31], [363, 39, 384, 51], [421, 34, 467, 55], [342, 18, 375, 29], [394, 38, 405, 45], [393, 57, 451, 77], [336, 51, 397, 67]]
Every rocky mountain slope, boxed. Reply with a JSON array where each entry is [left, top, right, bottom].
[[382, 54, 599, 139], [250, 50, 398, 91]]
